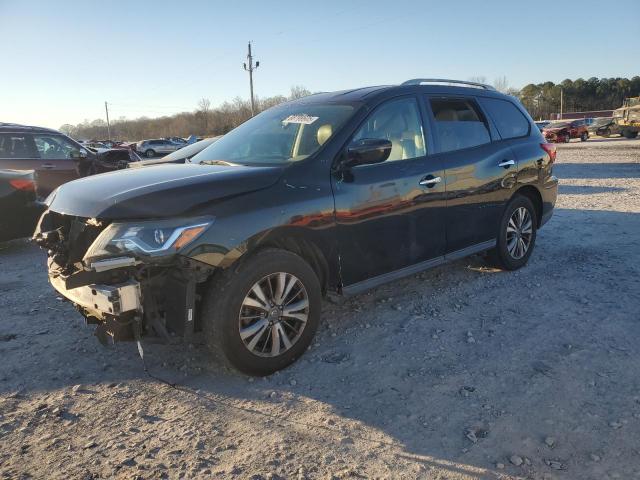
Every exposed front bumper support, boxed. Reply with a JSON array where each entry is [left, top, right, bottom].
[[49, 275, 142, 318]]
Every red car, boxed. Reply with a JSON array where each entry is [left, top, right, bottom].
[[543, 120, 589, 143]]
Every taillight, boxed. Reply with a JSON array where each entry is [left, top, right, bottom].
[[9, 179, 35, 191], [540, 143, 557, 163]]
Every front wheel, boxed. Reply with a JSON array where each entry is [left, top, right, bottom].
[[488, 195, 538, 271], [580, 132, 588, 141], [202, 249, 321, 376], [145, 149, 156, 158]]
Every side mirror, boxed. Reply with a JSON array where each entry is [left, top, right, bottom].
[[344, 138, 392, 168]]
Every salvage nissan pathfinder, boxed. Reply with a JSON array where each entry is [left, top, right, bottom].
[[34, 79, 558, 375]]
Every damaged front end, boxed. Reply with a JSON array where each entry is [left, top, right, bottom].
[[33, 210, 215, 345]]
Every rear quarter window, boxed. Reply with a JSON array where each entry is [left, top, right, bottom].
[[480, 97, 530, 139]]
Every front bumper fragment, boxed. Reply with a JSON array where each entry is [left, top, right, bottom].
[[50, 275, 142, 318]]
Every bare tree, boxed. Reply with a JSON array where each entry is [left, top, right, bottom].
[[289, 85, 311, 99], [196, 98, 211, 134], [468, 76, 488, 85], [493, 76, 509, 93]]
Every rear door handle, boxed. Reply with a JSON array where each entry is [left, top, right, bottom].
[[419, 175, 442, 187], [498, 159, 515, 168], [40, 163, 55, 169]]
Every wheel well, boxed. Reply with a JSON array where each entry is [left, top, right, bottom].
[[514, 186, 543, 227], [254, 235, 330, 294]]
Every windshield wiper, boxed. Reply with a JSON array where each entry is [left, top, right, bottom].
[[199, 159, 239, 166]]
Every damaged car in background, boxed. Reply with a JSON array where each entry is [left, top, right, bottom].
[[0, 123, 140, 198], [34, 79, 558, 375]]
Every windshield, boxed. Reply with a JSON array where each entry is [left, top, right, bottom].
[[594, 117, 613, 126], [191, 103, 355, 165]]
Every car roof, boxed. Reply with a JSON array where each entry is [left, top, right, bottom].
[[289, 80, 511, 106], [0, 123, 62, 135]]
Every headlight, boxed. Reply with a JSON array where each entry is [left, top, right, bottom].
[[83, 217, 214, 263]]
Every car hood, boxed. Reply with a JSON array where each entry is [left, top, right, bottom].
[[47, 163, 284, 219]]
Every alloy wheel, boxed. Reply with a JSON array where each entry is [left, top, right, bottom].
[[506, 207, 533, 260], [238, 272, 309, 357]]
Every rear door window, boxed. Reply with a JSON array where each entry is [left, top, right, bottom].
[[480, 98, 531, 139], [0, 134, 38, 159], [428, 98, 491, 153]]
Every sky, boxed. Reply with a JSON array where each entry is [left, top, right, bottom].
[[1, 0, 638, 129]]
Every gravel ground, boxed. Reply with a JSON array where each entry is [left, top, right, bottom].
[[1, 137, 639, 480]]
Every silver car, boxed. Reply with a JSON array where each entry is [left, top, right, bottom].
[[136, 139, 183, 158]]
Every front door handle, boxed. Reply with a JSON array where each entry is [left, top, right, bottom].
[[498, 159, 515, 168], [419, 175, 442, 187], [40, 163, 55, 169]]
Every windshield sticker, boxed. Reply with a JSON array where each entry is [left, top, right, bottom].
[[282, 114, 319, 125]]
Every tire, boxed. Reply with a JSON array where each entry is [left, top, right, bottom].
[[580, 132, 588, 141], [202, 248, 321, 376], [145, 149, 156, 158], [488, 195, 538, 271], [563, 133, 571, 143], [601, 128, 611, 138], [623, 130, 638, 139]]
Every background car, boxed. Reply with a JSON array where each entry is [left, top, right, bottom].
[[129, 136, 220, 168], [596, 120, 623, 137], [0, 169, 44, 242], [136, 139, 183, 158], [587, 117, 614, 136], [0, 123, 130, 198], [543, 119, 589, 142], [164, 136, 187, 146], [535, 120, 551, 132]]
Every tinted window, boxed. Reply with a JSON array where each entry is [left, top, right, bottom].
[[481, 98, 530, 139], [0, 134, 37, 159], [429, 98, 490, 153], [192, 104, 354, 165], [33, 134, 82, 159], [352, 97, 426, 162]]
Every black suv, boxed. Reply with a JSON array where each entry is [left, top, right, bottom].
[[34, 79, 558, 375]]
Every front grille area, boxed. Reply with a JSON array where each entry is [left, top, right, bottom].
[[34, 210, 107, 274]]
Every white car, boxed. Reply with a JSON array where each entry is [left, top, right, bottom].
[[136, 139, 183, 158]]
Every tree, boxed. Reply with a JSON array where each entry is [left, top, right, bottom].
[[493, 76, 509, 93], [196, 98, 211, 134]]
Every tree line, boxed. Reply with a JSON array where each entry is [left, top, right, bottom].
[[60, 77, 640, 140], [60, 86, 312, 142], [518, 77, 640, 120]]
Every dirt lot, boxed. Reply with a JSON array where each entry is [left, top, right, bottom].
[[1, 137, 639, 480]]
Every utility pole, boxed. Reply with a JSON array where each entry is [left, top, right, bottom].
[[243, 42, 259, 116], [104, 101, 111, 140], [559, 88, 563, 120]]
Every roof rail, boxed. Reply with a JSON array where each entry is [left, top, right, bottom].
[[401, 78, 496, 91]]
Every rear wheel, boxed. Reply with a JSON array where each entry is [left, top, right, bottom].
[[202, 249, 321, 376], [623, 130, 638, 139], [145, 149, 156, 158], [488, 195, 537, 271], [580, 131, 588, 141], [564, 133, 571, 143]]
